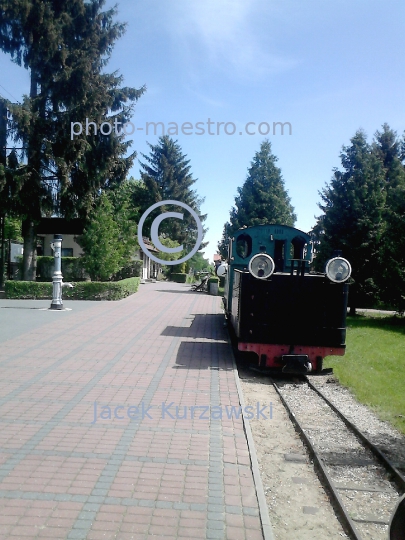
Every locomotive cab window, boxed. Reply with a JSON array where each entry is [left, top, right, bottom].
[[274, 240, 285, 271], [291, 236, 307, 259], [235, 234, 252, 259]]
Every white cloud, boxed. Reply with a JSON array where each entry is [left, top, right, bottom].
[[164, 0, 296, 81]]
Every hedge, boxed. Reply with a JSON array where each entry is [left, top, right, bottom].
[[5, 281, 52, 300], [170, 273, 187, 283], [5, 277, 140, 301], [18, 256, 142, 282]]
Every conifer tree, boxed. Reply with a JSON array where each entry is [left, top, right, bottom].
[[314, 130, 386, 311], [0, 0, 144, 279], [372, 125, 405, 312], [77, 194, 123, 281], [217, 223, 231, 259], [139, 136, 207, 252], [218, 140, 296, 255], [229, 140, 296, 232]]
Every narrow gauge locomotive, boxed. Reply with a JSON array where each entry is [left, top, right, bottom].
[[218, 224, 351, 374]]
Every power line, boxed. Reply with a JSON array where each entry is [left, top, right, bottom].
[[0, 84, 21, 104]]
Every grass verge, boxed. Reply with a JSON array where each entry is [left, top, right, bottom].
[[325, 313, 405, 435]]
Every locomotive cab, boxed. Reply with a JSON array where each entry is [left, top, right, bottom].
[[222, 224, 351, 374]]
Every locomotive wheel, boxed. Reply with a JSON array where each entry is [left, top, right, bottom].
[[315, 356, 323, 374]]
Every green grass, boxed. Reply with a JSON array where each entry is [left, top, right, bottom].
[[325, 314, 405, 435]]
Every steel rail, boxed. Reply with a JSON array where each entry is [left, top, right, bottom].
[[270, 378, 364, 540], [306, 378, 405, 493]]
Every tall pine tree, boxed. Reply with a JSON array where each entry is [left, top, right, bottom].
[[139, 136, 206, 252], [77, 193, 123, 282], [218, 140, 296, 255], [372, 124, 405, 312], [314, 130, 386, 311], [217, 223, 231, 259], [230, 140, 296, 230], [0, 0, 144, 279]]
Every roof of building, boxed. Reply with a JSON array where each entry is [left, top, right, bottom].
[[142, 237, 159, 253]]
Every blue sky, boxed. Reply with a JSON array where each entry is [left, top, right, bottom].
[[1, 0, 404, 261]]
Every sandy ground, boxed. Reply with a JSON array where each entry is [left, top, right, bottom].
[[237, 362, 349, 540]]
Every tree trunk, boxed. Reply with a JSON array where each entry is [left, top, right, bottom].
[[0, 215, 5, 289], [22, 219, 37, 281], [22, 69, 39, 282]]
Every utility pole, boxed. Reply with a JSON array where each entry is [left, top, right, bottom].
[[0, 98, 7, 290]]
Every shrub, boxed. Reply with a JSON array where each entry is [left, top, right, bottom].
[[36, 256, 87, 281], [17, 256, 87, 282], [34, 257, 142, 282], [171, 262, 186, 273], [112, 260, 142, 281], [64, 278, 140, 300], [5, 281, 52, 299], [5, 277, 140, 301], [170, 273, 187, 283]]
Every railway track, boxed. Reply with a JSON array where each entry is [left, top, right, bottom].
[[271, 377, 405, 540]]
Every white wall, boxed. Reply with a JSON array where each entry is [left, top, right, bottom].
[[41, 234, 83, 257], [10, 242, 23, 263]]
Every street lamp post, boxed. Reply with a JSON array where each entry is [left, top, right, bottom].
[[50, 234, 63, 310]]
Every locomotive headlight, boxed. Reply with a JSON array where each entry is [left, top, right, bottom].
[[325, 257, 352, 283], [248, 254, 275, 280], [216, 264, 228, 277]]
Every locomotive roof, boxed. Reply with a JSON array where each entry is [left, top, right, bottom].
[[232, 224, 311, 242]]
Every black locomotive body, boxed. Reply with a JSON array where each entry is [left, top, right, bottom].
[[220, 224, 351, 374]]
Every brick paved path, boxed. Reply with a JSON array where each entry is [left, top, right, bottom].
[[0, 282, 267, 539]]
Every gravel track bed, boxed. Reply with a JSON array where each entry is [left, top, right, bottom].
[[238, 366, 349, 540], [310, 377, 405, 474], [278, 380, 401, 539]]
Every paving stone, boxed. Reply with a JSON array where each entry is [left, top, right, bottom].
[[207, 520, 225, 530], [226, 506, 243, 515], [67, 531, 87, 539], [207, 512, 225, 521], [243, 507, 259, 517], [73, 520, 94, 529], [208, 497, 224, 505], [206, 529, 227, 539], [155, 501, 173, 509], [0, 284, 265, 539]]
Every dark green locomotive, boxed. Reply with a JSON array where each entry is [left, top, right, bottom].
[[219, 224, 351, 374]]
